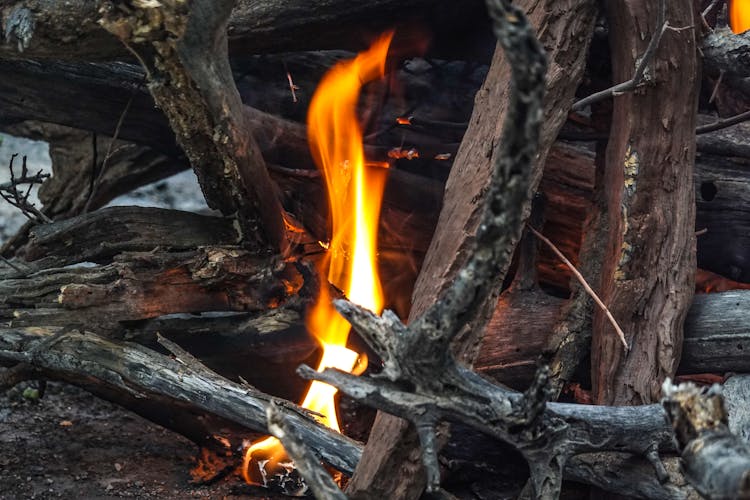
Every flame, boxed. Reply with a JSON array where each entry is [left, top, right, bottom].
[[730, 0, 750, 34], [243, 32, 393, 485]]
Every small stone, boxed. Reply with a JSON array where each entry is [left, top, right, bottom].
[[114, 462, 123, 472]]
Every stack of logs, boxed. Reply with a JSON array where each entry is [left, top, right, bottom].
[[1, 0, 750, 498]]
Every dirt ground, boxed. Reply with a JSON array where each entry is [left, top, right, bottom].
[[0, 382, 286, 500]]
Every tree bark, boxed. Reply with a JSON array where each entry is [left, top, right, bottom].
[[591, 0, 699, 405]]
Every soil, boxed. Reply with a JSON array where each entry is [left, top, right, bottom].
[[0, 382, 287, 500]]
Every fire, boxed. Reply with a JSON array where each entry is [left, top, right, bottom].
[[243, 32, 393, 486], [730, 0, 750, 34]]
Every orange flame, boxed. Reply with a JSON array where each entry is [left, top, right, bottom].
[[730, 0, 750, 34], [243, 32, 393, 485]]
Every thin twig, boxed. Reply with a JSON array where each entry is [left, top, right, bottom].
[[702, 0, 723, 21], [84, 92, 135, 213], [0, 254, 27, 274], [283, 62, 299, 103], [572, 0, 668, 112], [696, 109, 750, 134], [708, 70, 724, 104], [0, 154, 52, 224], [528, 225, 629, 350]]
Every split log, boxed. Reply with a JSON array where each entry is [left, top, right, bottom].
[[0, 0, 492, 61], [345, 1, 598, 497]]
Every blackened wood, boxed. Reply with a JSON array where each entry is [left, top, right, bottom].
[[591, 0, 699, 405], [663, 381, 750, 499], [24, 206, 238, 264]]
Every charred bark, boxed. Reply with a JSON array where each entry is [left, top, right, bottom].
[[98, 0, 287, 253], [662, 380, 750, 499]]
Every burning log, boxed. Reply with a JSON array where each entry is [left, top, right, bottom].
[[2, 0, 750, 497]]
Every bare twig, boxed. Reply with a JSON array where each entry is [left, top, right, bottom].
[[696, 109, 750, 134], [528, 225, 629, 350], [0, 154, 52, 224], [283, 62, 299, 103], [708, 70, 724, 104], [572, 0, 668, 112], [84, 92, 135, 213]]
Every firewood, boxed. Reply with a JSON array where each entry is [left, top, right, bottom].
[[99, 0, 288, 252], [346, 1, 599, 496], [662, 380, 750, 499], [591, 0, 698, 406], [0, 326, 361, 475]]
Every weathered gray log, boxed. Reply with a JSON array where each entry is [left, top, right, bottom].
[[679, 291, 750, 374], [346, 1, 599, 496], [663, 380, 750, 499], [0, 326, 362, 474]]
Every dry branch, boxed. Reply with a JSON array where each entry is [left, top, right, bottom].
[[99, 0, 287, 252], [662, 380, 750, 499]]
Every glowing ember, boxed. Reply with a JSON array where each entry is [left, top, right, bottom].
[[730, 0, 750, 34], [243, 32, 393, 486]]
